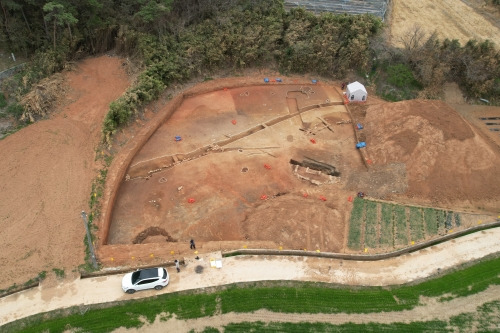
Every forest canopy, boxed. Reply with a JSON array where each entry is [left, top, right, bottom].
[[0, 0, 498, 139]]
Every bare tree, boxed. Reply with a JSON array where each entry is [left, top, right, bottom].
[[398, 24, 427, 63]]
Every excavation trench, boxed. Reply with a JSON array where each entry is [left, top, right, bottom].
[[126, 100, 338, 180], [289, 157, 340, 176]]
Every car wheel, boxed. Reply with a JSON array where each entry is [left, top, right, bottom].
[[126, 289, 136, 294], [154, 285, 163, 290]]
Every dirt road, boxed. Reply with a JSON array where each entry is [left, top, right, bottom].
[[1, 226, 499, 327]]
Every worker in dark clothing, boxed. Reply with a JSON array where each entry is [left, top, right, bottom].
[[174, 259, 180, 273]]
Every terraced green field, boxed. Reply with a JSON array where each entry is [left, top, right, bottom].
[[347, 199, 466, 252]]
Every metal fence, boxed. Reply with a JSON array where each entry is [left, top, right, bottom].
[[284, 0, 390, 20]]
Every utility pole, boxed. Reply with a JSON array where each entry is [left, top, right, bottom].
[[81, 211, 98, 270]]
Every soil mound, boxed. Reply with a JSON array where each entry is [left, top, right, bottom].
[[364, 100, 500, 211]]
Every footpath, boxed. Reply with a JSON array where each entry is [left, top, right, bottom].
[[1, 227, 500, 326]]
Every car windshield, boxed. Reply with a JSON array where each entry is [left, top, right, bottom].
[[162, 268, 167, 279], [131, 271, 141, 284]]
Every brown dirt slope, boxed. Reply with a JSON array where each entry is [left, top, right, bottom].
[[363, 99, 500, 212], [0, 56, 129, 290]]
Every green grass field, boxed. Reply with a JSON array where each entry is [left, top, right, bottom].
[[409, 206, 424, 242], [347, 197, 364, 250], [394, 205, 408, 246], [424, 208, 439, 236], [379, 203, 394, 247], [364, 201, 378, 248]]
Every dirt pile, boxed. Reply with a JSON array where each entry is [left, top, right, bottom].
[[20, 73, 66, 122], [364, 99, 500, 211]]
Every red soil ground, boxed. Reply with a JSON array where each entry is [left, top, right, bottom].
[[98, 78, 500, 267], [361, 100, 500, 212], [0, 56, 130, 290], [108, 83, 355, 255], [1, 55, 499, 288]]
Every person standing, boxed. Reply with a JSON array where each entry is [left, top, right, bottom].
[[174, 259, 180, 273], [190, 239, 196, 249]]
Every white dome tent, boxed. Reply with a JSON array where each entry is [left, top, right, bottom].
[[346, 81, 367, 102]]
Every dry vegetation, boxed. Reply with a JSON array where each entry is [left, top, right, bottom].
[[389, 0, 500, 48]]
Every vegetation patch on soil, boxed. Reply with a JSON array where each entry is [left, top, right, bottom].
[[347, 199, 493, 252]]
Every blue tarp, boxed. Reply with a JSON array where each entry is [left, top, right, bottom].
[[356, 142, 366, 149]]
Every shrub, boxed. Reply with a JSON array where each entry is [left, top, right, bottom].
[[386, 64, 418, 88], [6, 103, 24, 118], [0, 92, 7, 108]]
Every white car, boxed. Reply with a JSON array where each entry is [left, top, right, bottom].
[[121, 267, 169, 294]]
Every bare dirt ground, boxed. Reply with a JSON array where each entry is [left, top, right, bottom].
[[97, 80, 500, 269], [389, 0, 500, 47], [359, 99, 500, 212], [108, 83, 356, 256], [0, 56, 130, 290]]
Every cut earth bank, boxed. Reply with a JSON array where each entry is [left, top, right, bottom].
[[96, 74, 500, 267]]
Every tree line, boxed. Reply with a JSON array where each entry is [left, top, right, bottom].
[[0, 0, 498, 141]]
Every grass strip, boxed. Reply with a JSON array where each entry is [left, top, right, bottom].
[[424, 208, 438, 236], [364, 201, 378, 248], [437, 209, 446, 234], [445, 211, 454, 230], [409, 207, 424, 242], [223, 320, 449, 332], [11, 293, 218, 333], [347, 197, 364, 250], [379, 203, 394, 247], [454, 213, 462, 227], [220, 300, 500, 332], [394, 205, 408, 246]]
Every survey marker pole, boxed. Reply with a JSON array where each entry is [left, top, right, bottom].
[[81, 210, 98, 270]]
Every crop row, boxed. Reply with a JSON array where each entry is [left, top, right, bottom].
[[348, 200, 463, 251]]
